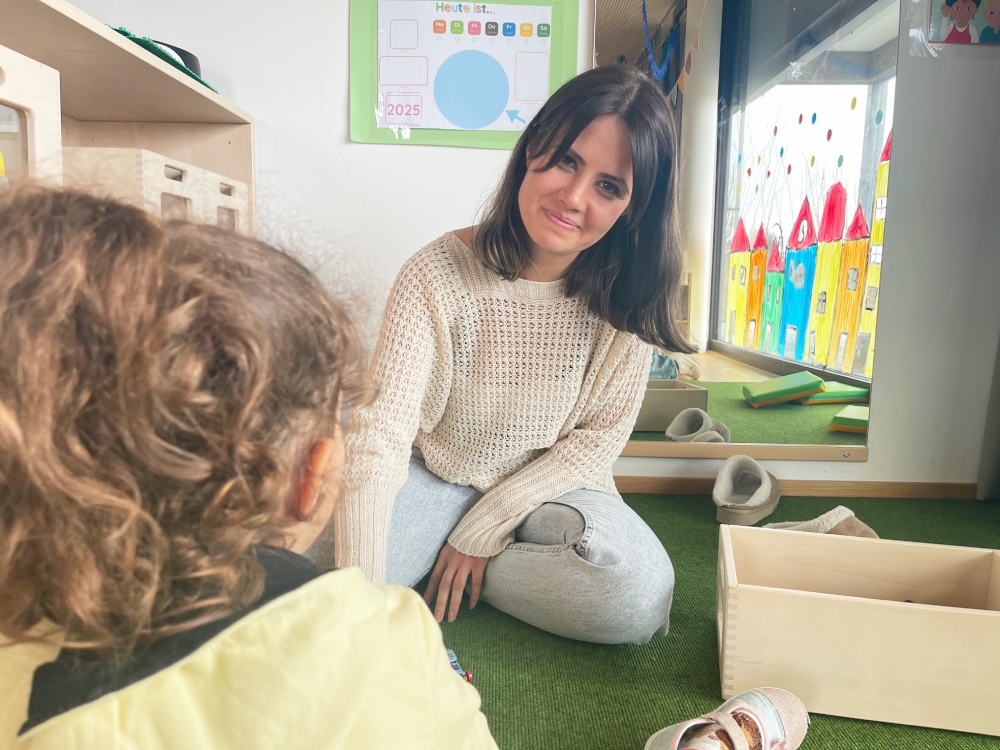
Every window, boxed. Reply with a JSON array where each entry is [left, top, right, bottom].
[[713, 0, 898, 383], [864, 285, 878, 310], [870, 244, 883, 265]]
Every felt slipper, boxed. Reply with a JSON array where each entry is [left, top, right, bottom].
[[666, 408, 731, 443], [713, 455, 780, 525], [765, 505, 878, 538], [645, 687, 809, 750], [691, 430, 726, 443]]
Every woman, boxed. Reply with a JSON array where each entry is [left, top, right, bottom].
[[335, 65, 695, 644]]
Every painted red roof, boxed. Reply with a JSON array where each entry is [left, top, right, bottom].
[[766, 240, 783, 272], [788, 198, 817, 249], [752, 224, 767, 251], [729, 218, 751, 253], [819, 183, 847, 243], [846, 204, 870, 241], [880, 130, 892, 162]]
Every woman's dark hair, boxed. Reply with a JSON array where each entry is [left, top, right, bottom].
[[0, 185, 367, 656], [475, 65, 695, 353]]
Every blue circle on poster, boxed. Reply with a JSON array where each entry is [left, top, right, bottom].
[[434, 50, 509, 130]]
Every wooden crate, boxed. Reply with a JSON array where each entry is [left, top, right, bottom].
[[0, 42, 62, 181], [633, 379, 708, 432], [717, 525, 1000, 736], [62, 147, 249, 232]]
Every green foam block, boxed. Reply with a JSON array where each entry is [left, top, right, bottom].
[[831, 404, 870, 433], [743, 371, 825, 407], [800, 380, 870, 405]]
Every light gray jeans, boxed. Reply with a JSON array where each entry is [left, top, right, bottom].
[[387, 456, 675, 644]]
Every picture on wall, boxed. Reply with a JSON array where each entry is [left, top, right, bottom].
[[928, 0, 1000, 43], [350, 0, 578, 148], [376, 1, 554, 132]]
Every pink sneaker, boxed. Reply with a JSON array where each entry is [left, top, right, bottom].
[[645, 688, 809, 750]]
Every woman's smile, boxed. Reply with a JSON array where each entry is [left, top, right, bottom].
[[517, 114, 633, 281]]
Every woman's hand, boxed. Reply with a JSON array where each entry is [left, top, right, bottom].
[[424, 543, 489, 623]]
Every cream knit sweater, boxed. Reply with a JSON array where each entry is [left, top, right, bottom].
[[335, 233, 652, 583]]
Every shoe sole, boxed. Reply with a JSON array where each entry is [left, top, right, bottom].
[[716, 495, 779, 525]]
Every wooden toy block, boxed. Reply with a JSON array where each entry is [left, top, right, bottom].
[[718, 525, 1000, 736], [633, 380, 709, 432], [62, 147, 250, 232], [742, 371, 824, 408], [831, 404, 869, 433], [800, 380, 870, 405]]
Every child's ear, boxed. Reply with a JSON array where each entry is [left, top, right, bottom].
[[296, 439, 336, 520]]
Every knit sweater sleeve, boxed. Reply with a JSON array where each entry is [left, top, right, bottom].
[[446, 334, 652, 558], [335, 252, 451, 583]]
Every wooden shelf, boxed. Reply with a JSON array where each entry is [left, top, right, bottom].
[[1, 0, 255, 227], [0, 0, 251, 125]]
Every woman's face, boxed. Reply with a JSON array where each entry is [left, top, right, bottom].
[[517, 115, 633, 280]]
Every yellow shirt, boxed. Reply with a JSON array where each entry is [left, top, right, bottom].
[[1, 568, 497, 749]]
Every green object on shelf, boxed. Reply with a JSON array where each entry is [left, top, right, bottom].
[[111, 27, 217, 93], [743, 371, 824, 407]]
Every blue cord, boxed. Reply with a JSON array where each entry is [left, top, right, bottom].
[[642, 0, 672, 81]]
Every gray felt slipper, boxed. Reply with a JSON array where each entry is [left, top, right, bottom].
[[765, 506, 878, 538], [713, 455, 780, 525], [692, 430, 726, 443], [666, 408, 731, 443]]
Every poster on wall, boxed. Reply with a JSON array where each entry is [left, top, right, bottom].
[[929, 0, 1000, 43], [350, 0, 578, 148]]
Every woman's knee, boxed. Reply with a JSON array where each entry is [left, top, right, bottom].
[[485, 540, 675, 644], [587, 547, 675, 643]]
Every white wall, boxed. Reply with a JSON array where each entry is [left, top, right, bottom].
[[69, 0, 555, 335], [69, 0, 1000, 487]]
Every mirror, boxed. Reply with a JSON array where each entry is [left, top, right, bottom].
[[595, 0, 900, 461]]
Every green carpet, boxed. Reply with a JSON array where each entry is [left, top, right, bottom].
[[439, 495, 1000, 749], [631, 382, 867, 446]]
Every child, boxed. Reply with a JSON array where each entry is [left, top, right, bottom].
[[336, 65, 695, 644], [0, 185, 497, 748], [940, 0, 982, 42], [980, 0, 1000, 42]]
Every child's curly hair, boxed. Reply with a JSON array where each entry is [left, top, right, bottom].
[[0, 185, 367, 656]]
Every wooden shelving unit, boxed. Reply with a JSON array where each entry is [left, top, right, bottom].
[[0, 0, 254, 227]]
